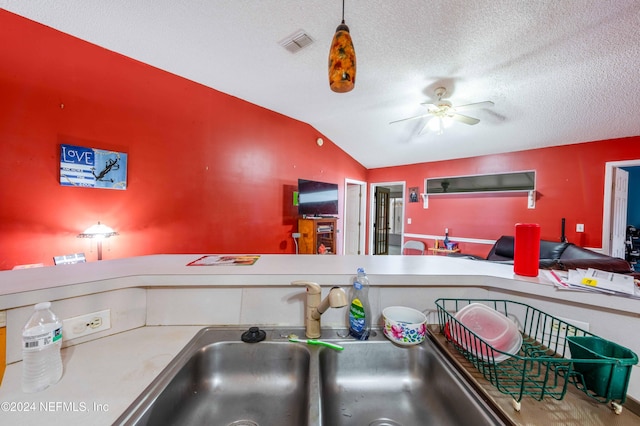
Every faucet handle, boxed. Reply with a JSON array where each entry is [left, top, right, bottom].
[[327, 286, 348, 308], [291, 280, 321, 295], [292, 281, 322, 338]]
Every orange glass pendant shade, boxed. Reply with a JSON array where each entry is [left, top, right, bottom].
[[328, 21, 356, 93]]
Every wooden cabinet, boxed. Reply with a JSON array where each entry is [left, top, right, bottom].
[[298, 218, 337, 255]]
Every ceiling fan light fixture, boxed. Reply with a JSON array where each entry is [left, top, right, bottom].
[[392, 87, 493, 135], [427, 116, 453, 135], [328, 0, 356, 93]]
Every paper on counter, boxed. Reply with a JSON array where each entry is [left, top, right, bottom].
[[581, 268, 636, 295]]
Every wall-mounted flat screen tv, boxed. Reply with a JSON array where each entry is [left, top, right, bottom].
[[298, 179, 339, 217]]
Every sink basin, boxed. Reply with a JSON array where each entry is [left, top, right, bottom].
[[319, 340, 501, 425], [114, 327, 506, 426], [115, 328, 311, 426]]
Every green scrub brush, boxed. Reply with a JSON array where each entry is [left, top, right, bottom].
[[288, 334, 344, 351]]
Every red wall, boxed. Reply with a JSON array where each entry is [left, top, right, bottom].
[[2, 11, 639, 269], [0, 11, 367, 269], [369, 137, 640, 257]]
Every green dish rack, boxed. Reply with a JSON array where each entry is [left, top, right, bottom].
[[435, 298, 638, 413]]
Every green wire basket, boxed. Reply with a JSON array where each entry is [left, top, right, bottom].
[[435, 298, 637, 412]]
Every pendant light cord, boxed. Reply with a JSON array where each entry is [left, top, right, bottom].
[[341, 0, 345, 24]]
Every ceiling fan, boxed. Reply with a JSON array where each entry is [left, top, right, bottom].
[[390, 87, 494, 135]]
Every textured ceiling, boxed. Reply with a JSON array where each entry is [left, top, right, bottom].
[[2, 1, 639, 168]]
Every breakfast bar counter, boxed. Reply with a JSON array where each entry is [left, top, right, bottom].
[[0, 254, 638, 424]]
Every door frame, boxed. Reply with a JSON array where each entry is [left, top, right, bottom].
[[344, 178, 367, 255], [602, 160, 639, 255], [369, 181, 406, 255]]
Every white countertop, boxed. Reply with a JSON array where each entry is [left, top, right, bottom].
[[1, 254, 637, 316], [1, 254, 638, 423], [1, 254, 518, 295], [0, 326, 202, 426]]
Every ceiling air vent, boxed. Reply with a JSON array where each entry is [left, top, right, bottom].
[[279, 30, 314, 53]]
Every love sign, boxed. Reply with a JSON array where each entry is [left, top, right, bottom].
[[60, 144, 127, 190]]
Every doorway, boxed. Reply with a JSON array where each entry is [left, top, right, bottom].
[[344, 179, 367, 255], [602, 160, 640, 257], [369, 182, 405, 255]]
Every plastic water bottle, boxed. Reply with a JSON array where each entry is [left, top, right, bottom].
[[22, 302, 63, 393], [348, 268, 371, 340]]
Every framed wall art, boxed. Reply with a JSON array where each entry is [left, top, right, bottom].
[[59, 144, 128, 190]]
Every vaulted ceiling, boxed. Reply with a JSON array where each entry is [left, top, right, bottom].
[[2, 1, 639, 168]]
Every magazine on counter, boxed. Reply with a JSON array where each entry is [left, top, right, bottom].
[[544, 268, 640, 298], [187, 255, 260, 266]]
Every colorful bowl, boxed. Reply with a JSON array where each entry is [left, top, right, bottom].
[[382, 306, 427, 346]]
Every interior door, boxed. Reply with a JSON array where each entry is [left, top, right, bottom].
[[373, 186, 390, 255], [611, 167, 629, 259], [345, 183, 363, 255]]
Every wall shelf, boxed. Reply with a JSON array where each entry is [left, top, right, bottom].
[[422, 171, 536, 209]]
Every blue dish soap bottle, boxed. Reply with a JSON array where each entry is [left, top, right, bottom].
[[348, 268, 371, 340]]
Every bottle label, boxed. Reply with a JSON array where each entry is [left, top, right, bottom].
[[353, 280, 363, 290], [23, 327, 62, 351], [349, 298, 365, 333]]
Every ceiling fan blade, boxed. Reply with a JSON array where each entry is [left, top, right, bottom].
[[389, 113, 432, 125], [417, 120, 430, 135], [454, 101, 494, 112], [451, 113, 480, 125], [419, 103, 438, 108]]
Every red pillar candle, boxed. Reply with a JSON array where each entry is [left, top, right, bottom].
[[514, 223, 541, 277]]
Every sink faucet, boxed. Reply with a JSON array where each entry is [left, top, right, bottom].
[[292, 281, 348, 338]]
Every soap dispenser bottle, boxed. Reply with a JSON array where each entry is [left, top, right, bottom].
[[348, 268, 371, 340]]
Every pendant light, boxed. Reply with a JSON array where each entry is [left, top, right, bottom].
[[328, 0, 356, 93]]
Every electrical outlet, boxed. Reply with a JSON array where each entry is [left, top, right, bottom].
[[63, 309, 111, 341], [557, 316, 589, 333], [576, 223, 584, 232], [542, 315, 589, 349]]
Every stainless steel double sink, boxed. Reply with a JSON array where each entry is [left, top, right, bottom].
[[114, 327, 507, 426]]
